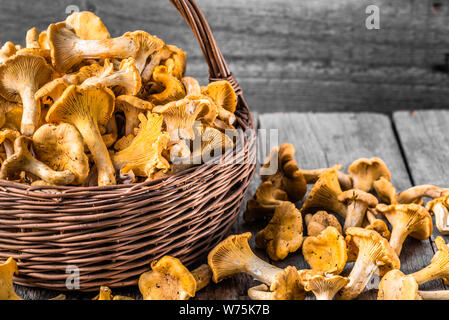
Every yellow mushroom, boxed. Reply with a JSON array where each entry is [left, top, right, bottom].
[[47, 22, 164, 73], [0, 128, 21, 159], [300, 165, 346, 217], [363, 208, 391, 240], [93, 286, 134, 300], [244, 181, 288, 223], [0, 53, 53, 136], [149, 66, 186, 105], [302, 272, 350, 300], [305, 211, 342, 236], [247, 266, 305, 300], [26, 27, 41, 49], [65, 11, 110, 40], [261, 143, 307, 203], [378, 269, 419, 300], [302, 226, 347, 275], [255, 201, 303, 261], [348, 157, 391, 192], [376, 203, 433, 256], [112, 112, 170, 179], [0, 42, 17, 63], [139, 256, 212, 300], [0, 257, 21, 300], [201, 80, 237, 126], [33, 123, 89, 185], [426, 195, 449, 235], [46, 85, 116, 186], [115, 95, 154, 136], [162, 45, 187, 79], [297, 164, 352, 190], [337, 227, 400, 300], [208, 232, 304, 300], [191, 126, 234, 164], [0, 136, 75, 185], [81, 58, 142, 96], [338, 189, 378, 232]]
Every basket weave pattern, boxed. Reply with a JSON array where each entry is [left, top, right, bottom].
[[0, 0, 257, 291]]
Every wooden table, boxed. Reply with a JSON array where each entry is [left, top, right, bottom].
[[15, 111, 449, 300]]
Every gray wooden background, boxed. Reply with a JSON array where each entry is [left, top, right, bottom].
[[1, 0, 449, 113]]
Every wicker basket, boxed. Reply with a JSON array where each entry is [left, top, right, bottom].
[[0, 0, 257, 291]]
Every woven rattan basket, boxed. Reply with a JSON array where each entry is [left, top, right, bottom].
[[0, 0, 257, 291]]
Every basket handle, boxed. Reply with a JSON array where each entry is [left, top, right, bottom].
[[169, 0, 242, 96]]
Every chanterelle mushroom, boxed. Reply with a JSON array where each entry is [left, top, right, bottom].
[[201, 80, 237, 126], [337, 227, 400, 300], [364, 208, 391, 240], [376, 203, 433, 256], [139, 256, 212, 300], [0, 42, 17, 63], [0, 136, 75, 185], [0, 257, 21, 300], [302, 226, 347, 275], [115, 95, 154, 136], [65, 11, 110, 40], [0, 53, 53, 136], [33, 123, 89, 185], [255, 201, 303, 261], [247, 266, 305, 300], [426, 195, 449, 235], [93, 286, 133, 300], [261, 143, 307, 203], [305, 211, 342, 236], [112, 112, 170, 179], [149, 65, 186, 105], [244, 181, 287, 223], [348, 157, 391, 192], [302, 272, 350, 300], [300, 166, 346, 217], [298, 164, 352, 191], [338, 189, 378, 232], [46, 84, 116, 186], [47, 22, 164, 73], [208, 232, 305, 299]]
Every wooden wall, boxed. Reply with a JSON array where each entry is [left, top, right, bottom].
[[1, 0, 449, 113]]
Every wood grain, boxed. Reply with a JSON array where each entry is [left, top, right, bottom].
[[1, 0, 449, 112], [258, 112, 445, 298]]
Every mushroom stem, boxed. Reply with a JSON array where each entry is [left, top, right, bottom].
[[398, 185, 449, 204], [75, 37, 135, 59], [338, 255, 377, 300], [432, 202, 449, 235], [418, 290, 449, 300], [191, 264, 212, 292], [247, 284, 272, 300], [344, 201, 369, 231], [76, 118, 116, 186], [22, 154, 74, 185], [20, 86, 41, 136], [411, 253, 449, 285], [388, 225, 409, 256], [245, 255, 283, 285]]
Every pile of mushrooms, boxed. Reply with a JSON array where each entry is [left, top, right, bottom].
[[207, 143, 449, 300], [0, 11, 237, 187], [3, 143, 449, 300]]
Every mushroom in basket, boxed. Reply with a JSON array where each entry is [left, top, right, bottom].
[[0, 257, 21, 300]]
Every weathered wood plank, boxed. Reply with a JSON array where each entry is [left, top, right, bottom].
[[1, 0, 449, 112], [257, 112, 443, 299], [393, 110, 449, 290]]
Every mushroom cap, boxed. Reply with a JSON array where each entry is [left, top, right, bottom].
[[192, 126, 234, 164], [65, 11, 110, 40], [261, 143, 307, 203], [338, 189, 378, 207], [432, 236, 449, 285], [0, 42, 17, 63], [207, 232, 253, 283], [201, 80, 237, 113], [376, 203, 433, 240], [244, 181, 288, 223], [269, 266, 306, 300], [123, 31, 165, 72], [0, 52, 53, 103], [255, 201, 303, 261], [305, 210, 342, 236], [3, 106, 23, 131], [373, 177, 398, 204], [302, 226, 348, 275], [46, 84, 115, 128], [300, 165, 346, 217], [33, 123, 89, 185], [345, 227, 400, 273], [112, 112, 170, 178], [0, 257, 21, 300], [163, 44, 187, 79], [303, 273, 350, 300], [149, 65, 186, 105], [366, 219, 391, 240], [378, 269, 418, 300], [348, 157, 391, 192], [35, 77, 69, 105], [138, 256, 196, 300], [116, 95, 154, 113]]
